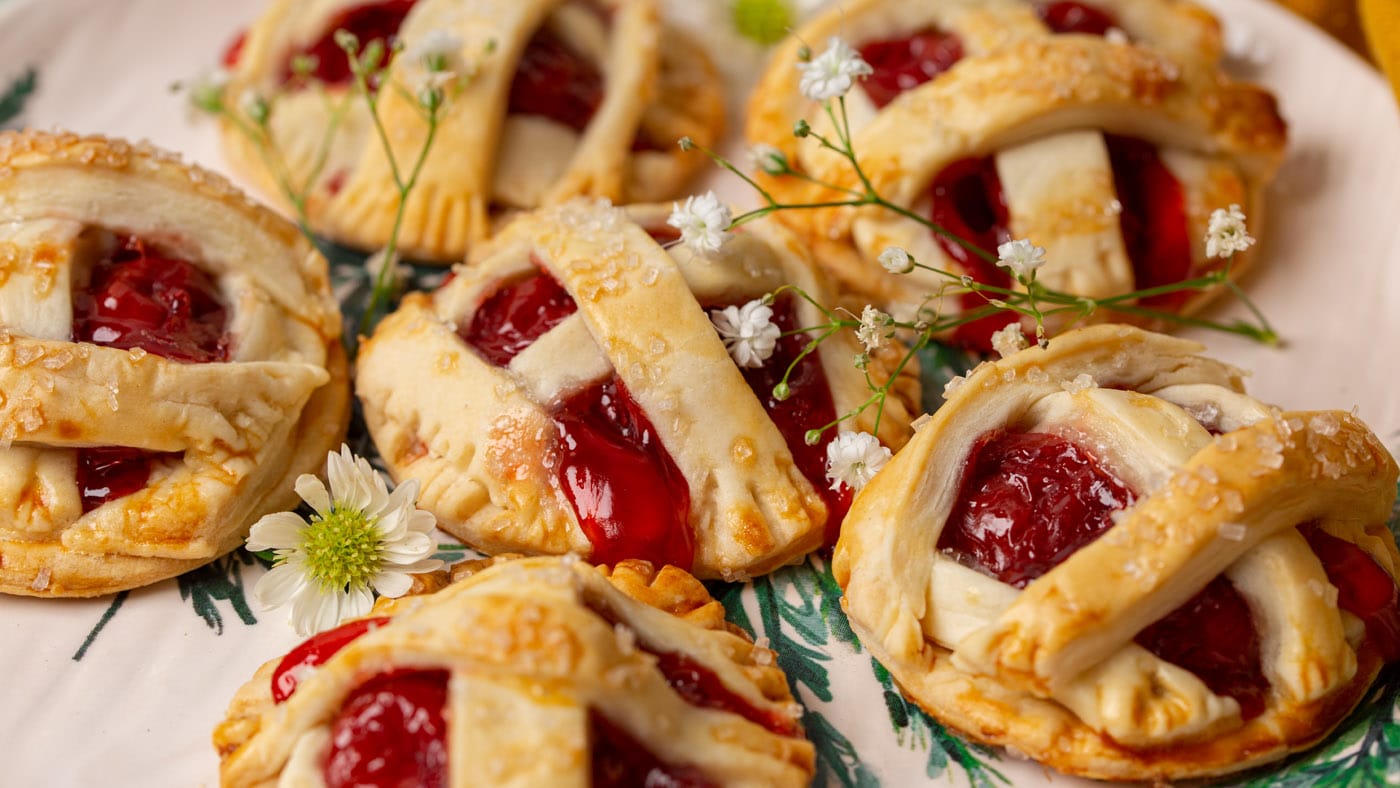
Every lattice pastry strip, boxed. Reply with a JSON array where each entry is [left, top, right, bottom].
[[357, 199, 917, 578], [215, 557, 816, 786], [834, 325, 1400, 780], [0, 131, 349, 597], [746, 0, 1284, 345], [223, 0, 724, 263]]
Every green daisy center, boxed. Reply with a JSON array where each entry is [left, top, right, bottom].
[[732, 0, 793, 46], [300, 506, 382, 592]]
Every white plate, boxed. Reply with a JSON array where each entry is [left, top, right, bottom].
[[1, 0, 1398, 785]]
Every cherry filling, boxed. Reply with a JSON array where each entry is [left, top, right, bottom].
[[1036, 1, 1120, 36], [70, 235, 229, 511], [652, 650, 802, 737], [940, 430, 1270, 720], [324, 669, 450, 788], [553, 378, 694, 569], [1302, 525, 1400, 662], [718, 296, 848, 547], [1105, 135, 1192, 309], [270, 617, 392, 703], [460, 267, 578, 366], [509, 25, 604, 132], [927, 157, 1016, 352], [857, 28, 965, 109], [591, 711, 715, 788], [283, 0, 418, 85]]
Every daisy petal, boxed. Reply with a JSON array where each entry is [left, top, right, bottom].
[[253, 563, 307, 610], [294, 474, 331, 517], [245, 511, 308, 552]]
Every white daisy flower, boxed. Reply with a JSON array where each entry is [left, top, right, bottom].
[[797, 37, 873, 101], [667, 191, 733, 254], [990, 322, 1028, 359], [246, 445, 444, 636], [996, 239, 1047, 279], [878, 246, 914, 274], [1205, 204, 1255, 259], [855, 305, 893, 353], [825, 431, 891, 492], [711, 299, 781, 368]]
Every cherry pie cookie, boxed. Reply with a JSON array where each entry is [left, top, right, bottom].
[[221, 0, 725, 262], [746, 0, 1287, 350], [833, 324, 1400, 780], [214, 556, 815, 787], [0, 131, 350, 597], [356, 199, 917, 578]]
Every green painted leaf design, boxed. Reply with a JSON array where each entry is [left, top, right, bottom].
[[0, 67, 36, 128], [177, 550, 261, 635]]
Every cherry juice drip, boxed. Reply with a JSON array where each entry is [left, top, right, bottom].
[[940, 429, 1270, 719], [927, 156, 1017, 352], [653, 650, 802, 736], [721, 297, 848, 546], [460, 267, 578, 366], [553, 378, 694, 569], [270, 617, 392, 703], [1036, 1, 1120, 36], [283, 0, 418, 85], [509, 26, 604, 131], [71, 235, 229, 511], [1105, 135, 1192, 309], [1303, 525, 1400, 662], [857, 28, 965, 109]]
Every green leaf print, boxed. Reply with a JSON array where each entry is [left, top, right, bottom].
[[0, 67, 36, 128], [176, 550, 262, 635]]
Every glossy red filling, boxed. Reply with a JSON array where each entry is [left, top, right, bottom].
[[857, 28, 965, 109], [271, 617, 392, 703], [324, 669, 450, 788], [927, 156, 1016, 352], [1303, 525, 1400, 662], [721, 296, 848, 547], [940, 430, 1269, 719], [284, 0, 418, 85], [653, 650, 801, 737], [1105, 135, 1192, 309], [554, 378, 694, 569], [592, 711, 715, 787], [460, 267, 578, 366], [71, 236, 228, 511], [509, 25, 603, 132], [1036, 1, 1120, 35]]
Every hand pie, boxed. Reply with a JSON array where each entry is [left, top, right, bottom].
[[746, 0, 1286, 350], [833, 324, 1400, 781], [214, 556, 815, 787], [221, 0, 725, 263], [0, 131, 349, 597], [356, 199, 917, 579]]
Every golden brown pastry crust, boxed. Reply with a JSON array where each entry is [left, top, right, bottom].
[[745, 0, 1285, 332], [221, 0, 725, 263], [0, 130, 349, 597], [214, 556, 815, 787], [355, 199, 918, 579], [833, 324, 1400, 781]]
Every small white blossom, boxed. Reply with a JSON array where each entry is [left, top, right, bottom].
[[996, 239, 1047, 279], [878, 246, 914, 274], [855, 305, 893, 353], [667, 191, 733, 254], [825, 431, 891, 493], [749, 143, 788, 175], [247, 445, 444, 636], [406, 29, 464, 73], [366, 247, 405, 292], [990, 322, 1028, 358], [1205, 204, 1255, 259], [711, 299, 780, 368], [179, 67, 230, 114], [797, 37, 873, 101]]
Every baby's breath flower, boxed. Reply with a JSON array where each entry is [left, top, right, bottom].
[[711, 299, 780, 367], [667, 191, 733, 254], [246, 445, 443, 636], [180, 67, 230, 114], [1205, 204, 1255, 259], [996, 238, 1047, 279], [990, 322, 1028, 358], [407, 29, 463, 73], [239, 90, 270, 125], [825, 431, 891, 492], [855, 305, 893, 353], [797, 37, 873, 101], [749, 143, 788, 175], [878, 246, 914, 274]]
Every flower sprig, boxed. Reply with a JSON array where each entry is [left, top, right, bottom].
[[675, 36, 1277, 452], [180, 28, 484, 343]]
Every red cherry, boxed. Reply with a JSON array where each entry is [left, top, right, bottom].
[[857, 29, 965, 109], [324, 669, 449, 788], [271, 617, 391, 703]]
